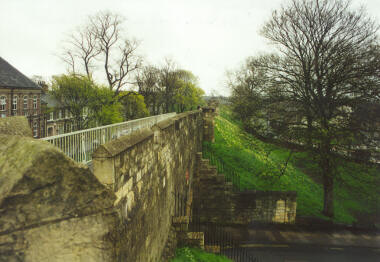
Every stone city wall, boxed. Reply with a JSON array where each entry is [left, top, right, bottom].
[[0, 112, 203, 262], [92, 110, 203, 262], [0, 109, 297, 262]]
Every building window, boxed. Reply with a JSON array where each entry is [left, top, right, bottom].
[[59, 110, 62, 119], [12, 96, 18, 110], [49, 112, 54, 120], [33, 95, 37, 109], [58, 124, 64, 135], [23, 95, 28, 109], [47, 127, 53, 136], [0, 96, 6, 111], [33, 121, 38, 137]]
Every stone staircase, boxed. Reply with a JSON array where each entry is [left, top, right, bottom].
[[193, 157, 236, 224], [160, 226, 177, 261]]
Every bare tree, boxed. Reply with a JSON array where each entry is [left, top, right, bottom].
[[61, 49, 77, 74], [66, 24, 100, 78], [248, 0, 380, 218], [61, 11, 142, 95], [159, 58, 180, 113], [136, 65, 163, 115]]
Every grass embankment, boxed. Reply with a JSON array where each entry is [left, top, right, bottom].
[[208, 107, 380, 225], [170, 247, 232, 262]]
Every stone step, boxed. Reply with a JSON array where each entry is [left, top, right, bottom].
[[172, 216, 189, 231], [223, 182, 234, 192], [200, 159, 210, 165], [200, 166, 218, 172], [199, 172, 218, 177], [180, 232, 205, 249], [204, 245, 221, 254]]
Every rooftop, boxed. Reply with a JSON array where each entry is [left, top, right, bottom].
[[0, 57, 41, 90]]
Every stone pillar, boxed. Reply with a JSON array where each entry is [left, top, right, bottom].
[[201, 106, 216, 142]]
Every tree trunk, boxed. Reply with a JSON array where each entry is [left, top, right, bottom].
[[306, 114, 313, 147], [320, 137, 334, 218], [322, 168, 334, 218]]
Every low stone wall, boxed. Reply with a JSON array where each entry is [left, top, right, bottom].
[[193, 154, 297, 225], [234, 191, 297, 224], [92, 110, 203, 262]]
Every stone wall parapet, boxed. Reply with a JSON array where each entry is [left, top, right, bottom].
[[92, 110, 203, 262]]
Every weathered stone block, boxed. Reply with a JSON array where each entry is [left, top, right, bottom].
[[0, 134, 117, 262], [0, 116, 32, 137]]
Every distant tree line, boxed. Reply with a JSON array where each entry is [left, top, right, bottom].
[[228, 0, 380, 218], [50, 11, 205, 131]]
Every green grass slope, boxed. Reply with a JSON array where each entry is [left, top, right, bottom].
[[207, 107, 380, 225], [170, 247, 232, 262]]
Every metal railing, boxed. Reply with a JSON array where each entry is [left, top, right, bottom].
[[190, 207, 261, 262], [203, 142, 242, 191], [173, 194, 261, 261], [41, 113, 176, 163]]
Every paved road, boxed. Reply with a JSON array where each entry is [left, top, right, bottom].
[[245, 226, 380, 248], [221, 225, 380, 262], [241, 243, 380, 262]]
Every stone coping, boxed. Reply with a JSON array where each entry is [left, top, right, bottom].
[[154, 118, 174, 130], [238, 190, 297, 197], [239, 190, 297, 195], [93, 128, 154, 158]]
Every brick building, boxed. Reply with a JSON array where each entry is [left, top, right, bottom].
[[42, 93, 76, 137], [0, 57, 45, 137]]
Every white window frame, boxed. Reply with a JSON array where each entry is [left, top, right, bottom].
[[23, 95, 28, 109], [33, 95, 37, 109], [0, 96, 6, 111], [59, 110, 62, 119], [33, 121, 38, 137], [50, 112, 54, 120], [12, 95, 18, 110], [58, 123, 64, 135]]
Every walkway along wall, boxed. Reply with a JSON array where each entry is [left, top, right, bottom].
[[92, 111, 203, 262]]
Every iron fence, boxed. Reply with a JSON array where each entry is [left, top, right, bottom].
[[174, 191, 188, 217], [203, 142, 242, 191], [173, 194, 261, 261], [190, 208, 260, 262], [40, 113, 176, 163]]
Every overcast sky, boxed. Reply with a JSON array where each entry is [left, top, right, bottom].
[[1, 0, 379, 95]]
